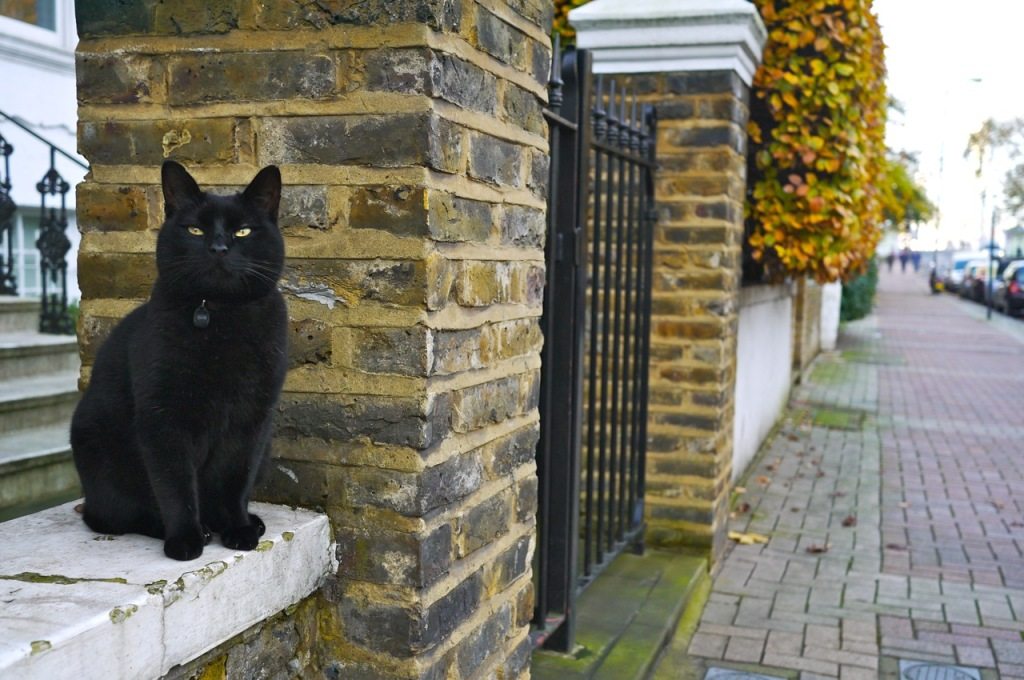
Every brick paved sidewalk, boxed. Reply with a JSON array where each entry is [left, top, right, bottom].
[[654, 269, 1024, 679]]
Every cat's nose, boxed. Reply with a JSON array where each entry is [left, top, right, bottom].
[[209, 243, 228, 256]]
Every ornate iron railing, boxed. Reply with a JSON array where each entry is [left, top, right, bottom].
[[0, 110, 87, 334]]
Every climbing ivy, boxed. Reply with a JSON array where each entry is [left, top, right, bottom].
[[556, 0, 892, 282], [746, 0, 889, 283]]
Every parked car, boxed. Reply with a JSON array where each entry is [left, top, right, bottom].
[[959, 260, 996, 302], [985, 258, 1020, 304], [993, 260, 1024, 316], [943, 251, 987, 292]]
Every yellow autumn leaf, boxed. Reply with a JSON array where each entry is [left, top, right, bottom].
[[729, 531, 770, 545]]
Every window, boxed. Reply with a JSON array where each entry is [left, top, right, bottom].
[[0, 211, 42, 297], [18, 213, 41, 297], [0, 0, 55, 30]]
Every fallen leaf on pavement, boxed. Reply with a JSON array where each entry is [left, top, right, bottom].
[[735, 486, 747, 494], [806, 543, 830, 554], [841, 515, 857, 527], [898, 501, 911, 509], [787, 433, 800, 442], [756, 475, 771, 486], [816, 470, 826, 478], [992, 501, 1006, 510], [737, 501, 752, 514], [728, 531, 769, 545], [885, 543, 908, 551]]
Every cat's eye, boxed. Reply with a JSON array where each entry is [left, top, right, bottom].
[[187, 226, 203, 236], [234, 228, 252, 238]]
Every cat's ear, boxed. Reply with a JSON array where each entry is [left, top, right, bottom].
[[161, 161, 202, 217], [243, 166, 281, 219]]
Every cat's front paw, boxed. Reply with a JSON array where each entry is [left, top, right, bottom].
[[164, 529, 206, 561], [221, 520, 264, 551], [248, 513, 266, 537]]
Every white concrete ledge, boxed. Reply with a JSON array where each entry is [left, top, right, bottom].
[[570, 0, 767, 83], [0, 501, 334, 679]]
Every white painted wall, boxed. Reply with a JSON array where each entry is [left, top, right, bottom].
[[1, 1, 84, 302], [732, 284, 793, 481], [820, 281, 841, 351]]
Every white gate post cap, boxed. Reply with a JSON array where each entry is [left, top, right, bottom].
[[569, 0, 768, 84]]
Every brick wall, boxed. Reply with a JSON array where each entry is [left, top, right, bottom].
[[74, 0, 550, 676], [613, 72, 750, 561]]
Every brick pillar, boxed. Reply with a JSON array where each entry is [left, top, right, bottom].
[[793, 278, 823, 379], [573, 0, 766, 561], [74, 1, 551, 677]]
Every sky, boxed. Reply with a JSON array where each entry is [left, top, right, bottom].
[[874, 0, 1024, 251]]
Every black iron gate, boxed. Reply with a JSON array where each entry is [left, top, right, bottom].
[[533, 43, 658, 652]]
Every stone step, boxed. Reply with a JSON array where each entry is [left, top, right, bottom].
[[0, 296, 41, 333], [0, 423, 80, 522], [0, 371, 80, 434], [0, 331, 80, 381]]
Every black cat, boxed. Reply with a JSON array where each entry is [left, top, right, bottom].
[[71, 161, 288, 561]]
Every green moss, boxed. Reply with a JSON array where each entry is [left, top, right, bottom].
[[30, 640, 51, 655], [109, 604, 138, 624], [197, 656, 227, 680], [651, 571, 711, 680], [841, 348, 903, 366], [812, 408, 864, 431], [282, 531, 295, 542], [146, 579, 168, 594], [194, 562, 228, 580], [1, 572, 127, 585], [810, 360, 852, 386]]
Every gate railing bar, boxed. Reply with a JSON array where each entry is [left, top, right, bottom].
[[627, 105, 647, 527], [534, 32, 564, 645], [608, 85, 627, 550], [0, 132, 16, 295], [597, 78, 618, 563], [533, 40, 592, 653], [583, 75, 605, 579], [617, 94, 638, 544], [636, 106, 658, 527]]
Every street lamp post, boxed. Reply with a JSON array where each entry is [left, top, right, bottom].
[[987, 209, 999, 320]]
